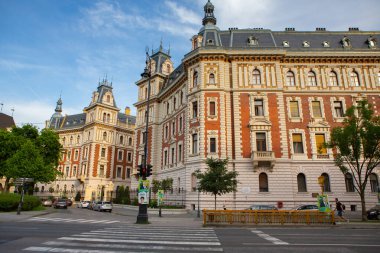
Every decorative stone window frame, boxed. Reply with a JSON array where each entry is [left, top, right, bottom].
[[169, 143, 176, 167], [330, 97, 346, 122], [308, 125, 332, 160], [304, 68, 318, 86], [162, 147, 169, 168], [326, 68, 341, 86], [188, 95, 200, 123], [161, 59, 173, 75], [286, 97, 303, 122], [127, 151, 132, 162], [206, 69, 217, 86], [322, 41, 330, 48], [341, 36, 351, 49], [189, 127, 200, 157], [308, 97, 326, 120], [100, 146, 107, 159], [126, 167, 131, 179], [117, 150, 124, 162], [347, 68, 362, 87], [303, 41, 310, 47], [164, 123, 169, 143], [116, 166, 123, 178], [283, 68, 297, 87], [367, 36, 377, 49], [178, 114, 184, 135], [248, 66, 264, 85], [207, 130, 219, 158], [191, 67, 200, 90], [289, 129, 308, 160], [283, 41, 290, 47], [177, 141, 184, 164], [207, 97, 218, 121], [248, 36, 259, 46], [102, 91, 114, 106], [249, 93, 270, 119]]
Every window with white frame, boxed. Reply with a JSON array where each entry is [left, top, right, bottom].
[[178, 144, 182, 162], [171, 147, 175, 164], [315, 134, 327, 154], [172, 121, 175, 136], [127, 152, 132, 162], [209, 73, 215, 84], [192, 101, 198, 119], [116, 167, 122, 178], [103, 132, 107, 141], [118, 150, 123, 161], [259, 173, 269, 192], [179, 116, 183, 132], [193, 71, 198, 88], [192, 133, 198, 154], [73, 166, 77, 177], [210, 137, 216, 153], [164, 150, 168, 166], [99, 165, 105, 177], [74, 150, 79, 160], [254, 99, 264, 116], [256, 133, 267, 151], [290, 101, 300, 118], [308, 71, 317, 86], [334, 101, 344, 117], [292, 133, 304, 154], [329, 71, 339, 86], [209, 101, 216, 116], [350, 71, 360, 86], [286, 71, 295, 86], [101, 148, 106, 158], [126, 168, 131, 178], [312, 101, 322, 118], [252, 69, 261, 85]]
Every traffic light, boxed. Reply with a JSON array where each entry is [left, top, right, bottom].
[[137, 164, 143, 177], [146, 164, 153, 177]]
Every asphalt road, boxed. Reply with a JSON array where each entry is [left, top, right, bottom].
[[0, 206, 379, 253]]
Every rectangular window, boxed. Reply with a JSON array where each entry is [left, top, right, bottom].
[[315, 134, 327, 154], [256, 133, 267, 151], [334, 101, 344, 117], [290, 101, 300, 117], [292, 133, 304, 154], [254, 99, 264, 116], [179, 117, 183, 132], [209, 101, 216, 116], [74, 150, 79, 160], [210, 137, 216, 153], [101, 148, 106, 158], [192, 101, 198, 118], [127, 152, 132, 162], [172, 121, 175, 135], [118, 150, 123, 161], [192, 133, 198, 154], [178, 144, 182, 162], [116, 167, 122, 178], [165, 126, 168, 139], [312, 101, 322, 118], [164, 151, 168, 166], [99, 165, 104, 177], [171, 147, 175, 164], [127, 168, 131, 178]]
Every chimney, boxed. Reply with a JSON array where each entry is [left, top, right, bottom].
[[125, 106, 130, 115]]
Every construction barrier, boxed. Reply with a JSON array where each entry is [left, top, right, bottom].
[[203, 209, 335, 225]]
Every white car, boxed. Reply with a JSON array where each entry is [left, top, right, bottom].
[[77, 200, 91, 208], [93, 201, 113, 212]]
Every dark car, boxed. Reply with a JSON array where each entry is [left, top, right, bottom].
[[367, 205, 380, 220], [246, 205, 278, 211], [66, 199, 73, 207], [53, 199, 68, 209], [294, 204, 319, 211]]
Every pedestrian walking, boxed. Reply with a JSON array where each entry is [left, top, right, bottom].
[[335, 198, 347, 222]]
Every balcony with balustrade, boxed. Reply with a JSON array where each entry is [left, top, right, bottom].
[[251, 151, 275, 171]]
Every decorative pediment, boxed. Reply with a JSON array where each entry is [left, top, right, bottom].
[[308, 120, 330, 130], [249, 118, 272, 131]]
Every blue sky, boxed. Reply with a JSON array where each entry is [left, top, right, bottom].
[[1, 0, 379, 127]]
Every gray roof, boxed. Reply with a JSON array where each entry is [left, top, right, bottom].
[[118, 112, 136, 125], [158, 63, 185, 96], [151, 48, 171, 74], [0, 113, 15, 129], [49, 113, 86, 130]]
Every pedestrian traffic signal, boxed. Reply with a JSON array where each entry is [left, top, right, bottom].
[[137, 164, 143, 177], [146, 164, 153, 177]]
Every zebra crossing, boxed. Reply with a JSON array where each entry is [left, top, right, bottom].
[[27, 217, 120, 224], [23, 226, 223, 252]]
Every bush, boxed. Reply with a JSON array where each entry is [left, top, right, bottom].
[[0, 193, 41, 212], [132, 197, 138, 206], [149, 199, 157, 208]]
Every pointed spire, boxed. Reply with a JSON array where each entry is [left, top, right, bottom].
[[202, 0, 216, 26], [160, 37, 163, 51], [55, 96, 63, 113]]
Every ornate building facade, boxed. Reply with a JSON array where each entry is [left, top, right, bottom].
[[39, 80, 136, 201], [133, 1, 380, 210]]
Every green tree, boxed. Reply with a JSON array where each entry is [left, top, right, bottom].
[[195, 158, 238, 210], [151, 179, 161, 194], [115, 186, 124, 204], [329, 100, 380, 221], [124, 186, 131, 205], [161, 178, 173, 193]]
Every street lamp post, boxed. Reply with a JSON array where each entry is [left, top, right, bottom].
[[136, 50, 152, 224], [197, 182, 200, 218]]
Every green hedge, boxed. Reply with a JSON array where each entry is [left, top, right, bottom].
[[0, 193, 41, 212]]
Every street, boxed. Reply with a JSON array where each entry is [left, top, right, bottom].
[[0, 206, 379, 253]]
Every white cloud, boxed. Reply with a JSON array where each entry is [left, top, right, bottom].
[[0, 59, 51, 72], [165, 1, 201, 25]]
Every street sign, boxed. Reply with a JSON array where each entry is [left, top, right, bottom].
[[14, 178, 34, 186]]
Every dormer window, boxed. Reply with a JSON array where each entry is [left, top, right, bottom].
[[322, 41, 330, 48], [341, 36, 351, 48], [367, 36, 377, 49], [303, 41, 310, 47], [106, 95, 110, 103], [248, 36, 258, 46], [207, 39, 214, 45], [283, 41, 290, 47]]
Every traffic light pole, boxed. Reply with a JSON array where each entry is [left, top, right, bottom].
[[137, 51, 152, 224]]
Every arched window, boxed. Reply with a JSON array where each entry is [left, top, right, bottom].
[[286, 71, 295, 86], [321, 173, 331, 192], [193, 71, 198, 87], [103, 132, 107, 141], [259, 173, 269, 192], [252, 69, 261, 85], [297, 173, 307, 192], [350, 71, 360, 86], [77, 135, 80, 144], [329, 71, 339, 86], [128, 137, 132, 146], [209, 73, 215, 84], [370, 173, 379, 192], [106, 95, 110, 103], [308, 71, 317, 86], [345, 173, 355, 192], [103, 113, 107, 122], [119, 136, 124, 144], [107, 113, 111, 123], [70, 136, 73, 145]]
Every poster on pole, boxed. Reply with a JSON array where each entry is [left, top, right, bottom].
[[138, 179, 150, 204], [317, 194, 331, 212], [157, 190, 164, 206]]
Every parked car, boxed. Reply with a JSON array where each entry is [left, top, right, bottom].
[[77, 200, 91, 209], [367, 205, 380, 220], [88, 201, 97, 210], [246, 205, 278, 211], [53, 199, 68, 209], [294, 204, 319, 211], [42, 199, 53, 207], [93, 201, 113, 212], [65, 198, 73, 207]]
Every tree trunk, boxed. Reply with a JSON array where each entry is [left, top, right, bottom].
[[4, 177, 10, 193], [214, 195, 217, 210], [360, 191, 367, 221]]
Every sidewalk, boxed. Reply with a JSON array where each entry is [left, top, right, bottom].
[[0, 210, 52, 223]]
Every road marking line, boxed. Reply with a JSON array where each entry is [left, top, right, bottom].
[[84, 231, 218, 238], [252, 230, 289, 245], [58, 236, 221, 246], [242, 243, 380, 247], [43, 241, 223, 251], [74, 233, 219, 241], [28, 217, 118, 224]]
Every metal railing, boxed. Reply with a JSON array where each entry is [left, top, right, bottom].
[[203, 210, 335, 225]]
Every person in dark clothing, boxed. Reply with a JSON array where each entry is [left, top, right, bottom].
[[335, 198, 347, 222]]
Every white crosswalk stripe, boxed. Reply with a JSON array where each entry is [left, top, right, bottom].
[[252, 230, 289, 245], [23, 226, 223, 252], [27, 217, 119, 224]]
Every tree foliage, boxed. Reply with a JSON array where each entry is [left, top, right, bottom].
[[195, 158, 238, 210], [151, 178, 173, 194], [0, 125, 62, 192], [329, 100, 380, 221]]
